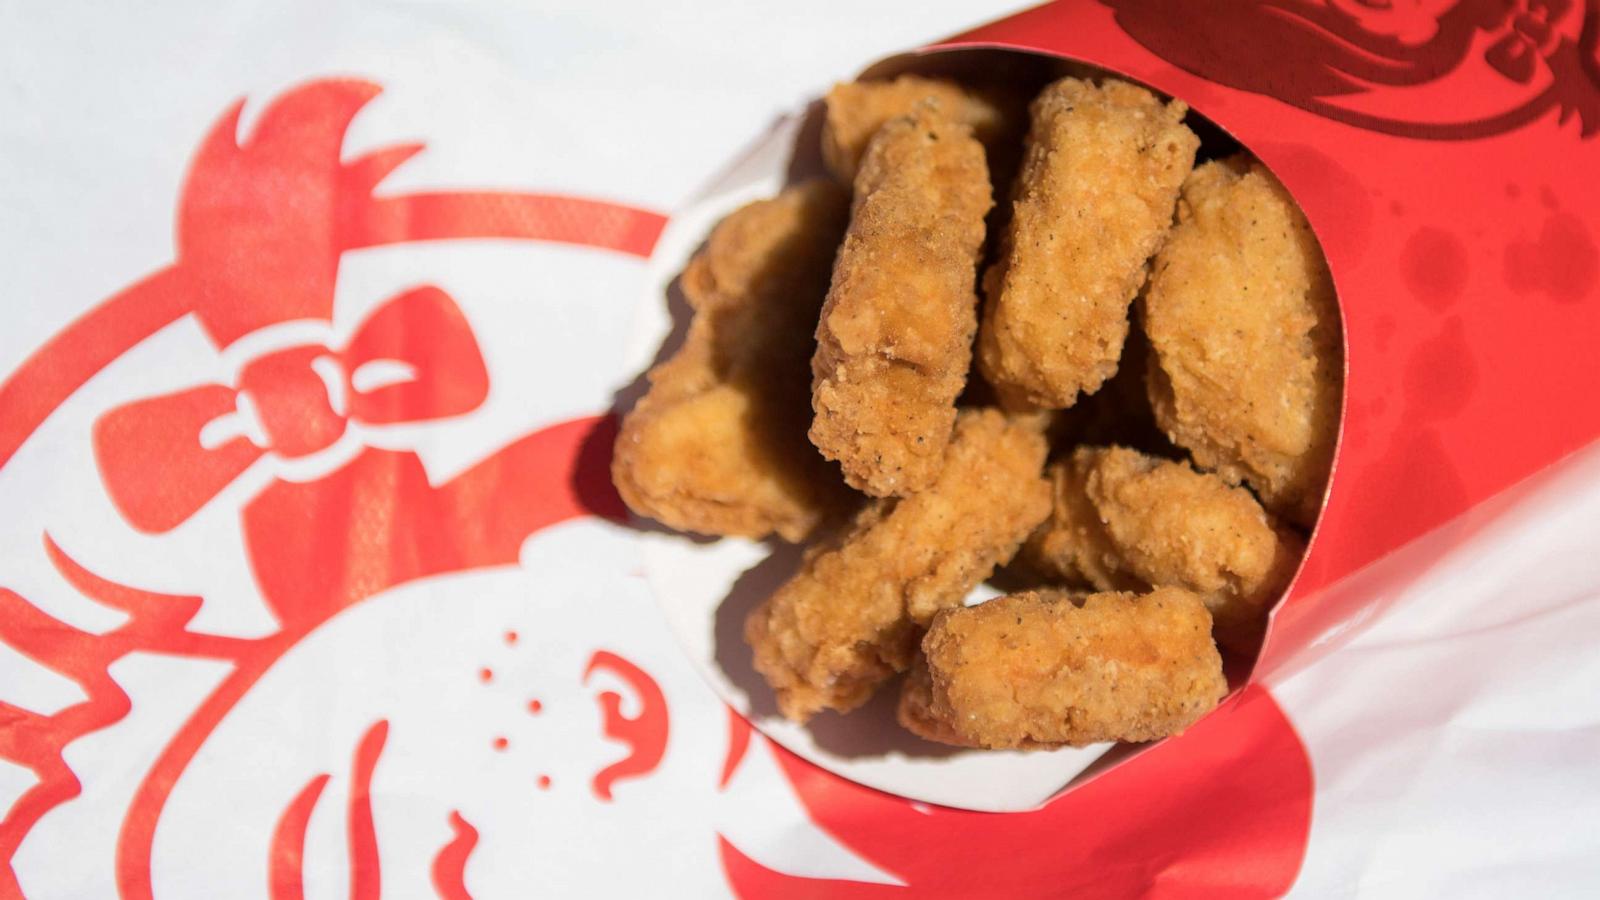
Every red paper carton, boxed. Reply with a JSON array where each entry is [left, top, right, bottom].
[[642, 0, 1600, 813]]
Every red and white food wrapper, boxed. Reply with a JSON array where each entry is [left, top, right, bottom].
[[2, 1, 1598, 897]]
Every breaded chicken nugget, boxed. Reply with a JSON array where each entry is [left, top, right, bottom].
[[977, 77, 1198, 410], [1144, 155, 1342, 527], [821, 76, 1025, 185], [920, 588, 1226, 748], [810, 105, 992, 497], [613, 181, 852, 541], [1024, 446, 1301, 653], [747, 409, 1049, 721]]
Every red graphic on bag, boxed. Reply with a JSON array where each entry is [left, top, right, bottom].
[[1100, 0, 1600, 138], [0, 79, 670, 899]]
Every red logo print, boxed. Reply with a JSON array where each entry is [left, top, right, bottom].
[[584, 651, 671, 802], [1102, 0, 1600, 138], [0, 78, 667, 898]]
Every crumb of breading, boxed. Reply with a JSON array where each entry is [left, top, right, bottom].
[[1023, 446, 1301, 654], [1143, 154, 1342, 527], [747, 409, 1049, 721], [613, 181, 854, 541], [920, 588, 1226, 748], [821, 76, 1026, 185], [977, 77, 1198, 410], [810, 104, 992, 497]]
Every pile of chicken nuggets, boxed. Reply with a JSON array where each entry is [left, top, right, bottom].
[[613, 70, 1342, 751]]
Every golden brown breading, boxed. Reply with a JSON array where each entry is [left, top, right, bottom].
[[977, 77, 1198, 410], [919, 588, 1226, 748], [747, 409, 1050, 721], [899, 644, 1083, 749], [613, 181, 853, 541], [1020, 451, 1142, 592], [810, 105, 992, 497], [896, 655, 981, 747], [1023, 446, 1301, 654], [821, 76, 1025, 185], [1143, 155, 1342, 527]]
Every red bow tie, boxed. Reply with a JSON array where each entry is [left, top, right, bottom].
[[93, 285, 488, 533]]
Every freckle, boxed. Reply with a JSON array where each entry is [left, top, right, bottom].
[[538, 775, 552, 790], [479, 667, 493, 684], [504, 630, 519, 646], [528, 699, 543, 714], [493, 736, 509, 751]]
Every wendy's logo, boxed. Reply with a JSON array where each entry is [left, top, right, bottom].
[[1102, 0, 1600, 139], [0, 78, 673, 898]]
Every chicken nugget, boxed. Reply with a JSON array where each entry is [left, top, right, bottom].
[[811, 105, 992, 497], [747, 409, 1049, 721], [1143, 155, 1342, 527], [919, 588, 1226, 748], [977, 77, 1198, 410], [821, 76, 1025, 185], [613, 181, 852, 542], [1024, 446, 1301, 653]]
